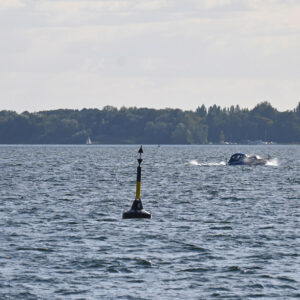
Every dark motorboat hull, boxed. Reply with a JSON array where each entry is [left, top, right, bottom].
[[228, 158, 267, 166]]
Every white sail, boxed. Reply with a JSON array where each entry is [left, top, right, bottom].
[[86, 137, 92, 145]]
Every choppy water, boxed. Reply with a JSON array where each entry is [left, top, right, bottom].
[[0, 145, 299, 300]]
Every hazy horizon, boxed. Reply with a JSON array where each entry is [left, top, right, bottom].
[[1, 0, 299, 113], [1, 101, 299, 114]]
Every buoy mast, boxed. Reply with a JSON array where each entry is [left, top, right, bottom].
[[136, 146, 142, 200]]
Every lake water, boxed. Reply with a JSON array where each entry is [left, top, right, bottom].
[[0, 145, 299, 299]]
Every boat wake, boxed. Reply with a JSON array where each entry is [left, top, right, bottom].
[[190, 158, 278, 167], [189, 160, 226, 166], [266, 158, 279, 166]]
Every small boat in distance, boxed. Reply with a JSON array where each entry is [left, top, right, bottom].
[[227, 153, 267, 166], [86, 137, 92, 145]]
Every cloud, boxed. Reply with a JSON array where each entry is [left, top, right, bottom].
[[0, 0, 25, 10], [1, 0, 300, 111]]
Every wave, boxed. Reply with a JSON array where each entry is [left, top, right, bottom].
[[266, 158, 279, 166]]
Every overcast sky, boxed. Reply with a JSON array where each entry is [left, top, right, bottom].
[[0, 0, 299, 112]]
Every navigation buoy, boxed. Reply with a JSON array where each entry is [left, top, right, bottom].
[[122, 146, 151, 219]]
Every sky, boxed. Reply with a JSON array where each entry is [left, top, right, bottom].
[[0, 0, 300, 113]]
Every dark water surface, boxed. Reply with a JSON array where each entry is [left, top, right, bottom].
[[0, 145, 299, 299]]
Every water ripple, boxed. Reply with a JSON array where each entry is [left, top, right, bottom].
[[0, 145, 299, 299]]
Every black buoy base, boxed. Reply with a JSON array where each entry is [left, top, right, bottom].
[[122, 209, 151, 219], [122, 199, 151, 219]]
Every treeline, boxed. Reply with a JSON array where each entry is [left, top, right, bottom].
[[0, 102, 299, 144]]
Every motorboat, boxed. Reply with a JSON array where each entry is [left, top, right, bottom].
[[227, 153, 268, 166]]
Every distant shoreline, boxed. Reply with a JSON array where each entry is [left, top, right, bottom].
[[1, 102, 299, 144]]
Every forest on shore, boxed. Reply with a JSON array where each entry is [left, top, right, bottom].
[[0, 102, 299, 144]]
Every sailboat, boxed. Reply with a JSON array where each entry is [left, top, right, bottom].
[[86, 137, 92, 145]]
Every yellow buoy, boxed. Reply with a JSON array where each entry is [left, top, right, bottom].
[[122, 146, 151, 219]]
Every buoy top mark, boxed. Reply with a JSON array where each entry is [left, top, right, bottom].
[[138, 145, 143, 165], [138, 145, 143, 154]]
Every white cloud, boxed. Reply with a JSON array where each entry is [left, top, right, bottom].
[[0, 0, 25, 9], [1, 0, 300, 111]]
